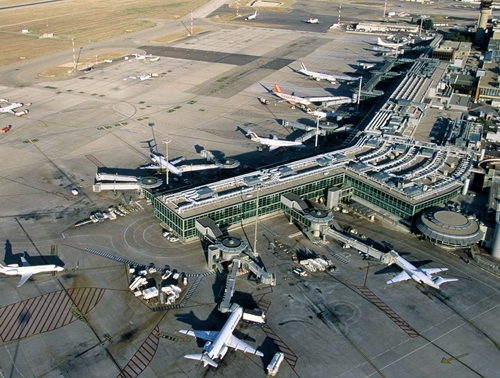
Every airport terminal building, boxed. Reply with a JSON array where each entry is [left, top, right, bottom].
[[144, 57, 479, 244]]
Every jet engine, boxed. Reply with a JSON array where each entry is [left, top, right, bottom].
[[218, 345, 229, 359]]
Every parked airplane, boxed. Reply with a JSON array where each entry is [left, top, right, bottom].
[[370, 46, 392, 53], [272, 82, 311, 106], [359, 62, 376, 70], [179, 306, 264, 368], [0, 256, 64, 287], [141, 153, 233, 175], [130, 54, 159, 62], [386, 250, 458, 289], [0, 102, 29, 116], [298, 63, 336, 83], [377, 37, 407, 49], [141, 154, 180, 173], [246, 130, 305, 151], [303, 18, 320, 24], [307, 109, 336, 119], [141, 155, 185, 176], [245, 10, 257, 20], [132, 53, 153, 60]]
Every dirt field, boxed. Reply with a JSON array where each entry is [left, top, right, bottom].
[[0, 0, 209, 67]]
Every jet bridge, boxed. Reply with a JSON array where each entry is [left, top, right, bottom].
[[93, 174, 162, 192], [239, 255, 276, 286], [219, 259, 240, 313], [323, 226, 392, 264], [201, 150, 240, 170]]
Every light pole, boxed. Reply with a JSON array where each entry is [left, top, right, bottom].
[[315, 115, 320, 148], [357, 76, 363, 113], [76, 46, 83, 72], [162, 137, 172, 186], [253, 185, 261, 257]]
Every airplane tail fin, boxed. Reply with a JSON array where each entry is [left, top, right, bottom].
[[300, 63, 306, 71], [377, 37, 383, 44], [184, 353, 218, 368], [246, 130, 258, 140], [432, 276, 458, 288], [273, 82, 283, 94]]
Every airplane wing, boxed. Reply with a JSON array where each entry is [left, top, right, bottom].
[[184, 353, 218, 368], [140, 164, 161, 169], [269, 145, 279, 152], [170, 157, 185, 166], [387, 270, 411, 284], [422, 268, 447, 275], [178, 329, 219, 342], [226, 335, 264, 357], [272, 135, 279, 140], [18, 274, 32, 287], [21, 256, 30, 266]]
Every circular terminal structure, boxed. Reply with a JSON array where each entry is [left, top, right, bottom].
[[305, 208, 334, 224], [416, 207, 483, 248], [138, 176, 163, 189], [215, 236, 247, 255], [216, 158, 240, 169]]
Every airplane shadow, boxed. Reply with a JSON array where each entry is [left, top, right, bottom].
[[140, 138, 157, 154], [236, 126, 250, 137], [97, 166, 147, 177], [259, 82, 273, 93], [175, 306, 231, 348], [286, 65, 300, 74], [3, 240, 64, 267]]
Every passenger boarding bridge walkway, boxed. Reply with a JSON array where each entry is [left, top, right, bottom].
[[323, 226, 389, 263]]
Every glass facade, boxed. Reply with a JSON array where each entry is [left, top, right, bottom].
[[144, 171, 460, 242], [346, 176, 461, 220]]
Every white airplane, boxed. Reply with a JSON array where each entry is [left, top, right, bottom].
[[370, 46, 392, 53], [246, 130, 305, 151], [298, 63, 336, 83], [307, 109, 336, 119], [359, 62, 375, 70], [131, 53, 152, 60], [141, 155, 185, 176], [245, 10, 257, 20], [179, 306, 264, 368], [0, 102, 29, 116], [386, 250, 458, 290], [377, 37, 407, 49], [131, 54, 159, 62], [272, 82, 311, 106], [0, 256, 64, 287], [303, 18, 320, 24]]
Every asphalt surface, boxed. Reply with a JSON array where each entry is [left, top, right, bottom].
[[0, 1, 499, 378]]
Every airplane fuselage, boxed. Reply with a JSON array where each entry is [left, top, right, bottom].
[[274, 92, 310, 106], [204, 307, 242, 359], [258, 137, 302, 147], [0, 102, 23, 113], [301, 70, 336, 83], [2, 264, 62, 276], [247, 131, 305, 150], [150, 156, 183, 175], [388, 251, 454, 289], [377, 37, 406, 49]]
